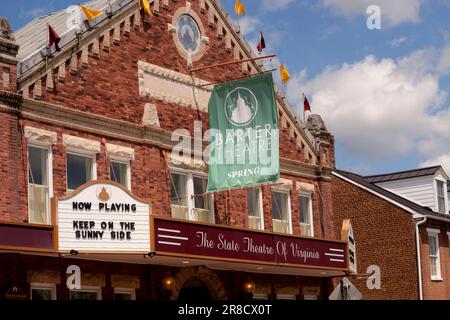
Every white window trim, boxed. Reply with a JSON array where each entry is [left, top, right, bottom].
[[63, 135, 100, 155], [30, 283, 56, 300], [427, 228, 440, 234], [66, 151, 97, 192], [170, 169, 215, 224], [27, 144, 53, 225], [24, 126, 57, 147], [427, 230, 442, 281], [70, 286, 102, 300], [105, 143, 135, 161], [109, 158, 131, 190], [271, 189, 293, 234], [247, 188, 265, 231], [114, 288, 136, 300], [299, 192, 314, 237], [257, 188, 264, 231]]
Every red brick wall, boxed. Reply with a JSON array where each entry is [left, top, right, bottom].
[[0, 111, 27, 222], [0, 118, 334, 239], [331, 175, 419, 300], [21, 3, 312, 165], [0, 3, 336, 240], [29, 4, 248, 127], [420, 221, 450, 300]]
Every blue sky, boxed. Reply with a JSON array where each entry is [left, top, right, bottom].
[[4, 0, 450, 176]]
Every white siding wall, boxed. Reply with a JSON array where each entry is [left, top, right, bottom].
[[375, 175, 436, 209], [374, 168, 449, 214]]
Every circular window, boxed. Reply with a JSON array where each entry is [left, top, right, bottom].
[[177, 14, 201, 54]]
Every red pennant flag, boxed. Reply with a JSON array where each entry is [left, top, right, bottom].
[[304, 94, 312, 112], [48, 25, 61, 52], [256, 32, 266, 54]]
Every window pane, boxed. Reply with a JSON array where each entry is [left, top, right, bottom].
[[248, 189, 262, 230], [437, 181, 444, 197], [170, 173, 187, 206], [299, 196, 310, 224], [28, 147, 47, 186], [28, 147, 49, 224], [193, 177, 209, 210], [110, 161, 128, 188], [114, 293, 132, 300], [28, 185, 48, 224], [429, 235, 437, 255], [430, 257, 437, 276], [437, 181, 445, 213], [70, 291, 98, 300], [67, 154, 93, 190], [272, 191, 287, 221], [31, 288, 53, 300], [438, 197, 445, 213], [247, 189, 261, 218]]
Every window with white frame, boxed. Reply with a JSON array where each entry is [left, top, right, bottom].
[[114, 288, 135, 300], [70, 287, 101, 300], [436, 180, 446, 214], [110, 160, 130, 189], [252, 293, 269, 300], [30, 283, 56, 300], [276, 294, 297, 300], [299, 194, 313, 237], [427, 229, 442, 280], [28, 146, 51, 225], [247, 188, 264, 230], [271, 190, 291, 234], [66, 153, 96, 192], [169, 171, 214, 223]]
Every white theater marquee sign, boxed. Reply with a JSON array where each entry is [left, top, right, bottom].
[[55, 181, 151, 253]]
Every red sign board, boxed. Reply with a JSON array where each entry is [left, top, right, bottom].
[[0, 223, 54, 251], [153, 217, 348, 270]]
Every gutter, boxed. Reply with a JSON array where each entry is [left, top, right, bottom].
[[413, 214, 427, 300]]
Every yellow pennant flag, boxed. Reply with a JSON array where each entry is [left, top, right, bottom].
[[234, 0, 246, 16], [280, 64, 291, 84], [141, 0, 153, 18], [80, 5, 104, 22]]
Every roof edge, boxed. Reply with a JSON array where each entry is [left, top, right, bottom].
[[333, 169, 450, 223]]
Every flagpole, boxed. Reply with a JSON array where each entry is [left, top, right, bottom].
[[303, 93, 306, 124], [189, 54, 276, 73]]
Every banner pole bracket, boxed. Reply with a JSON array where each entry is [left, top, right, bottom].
[[188, 54, 277, 74]]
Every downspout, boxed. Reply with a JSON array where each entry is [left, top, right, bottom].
[[413, 214, 427, 300]]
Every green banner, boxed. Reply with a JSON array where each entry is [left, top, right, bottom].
[[207, 73, 280, 192]]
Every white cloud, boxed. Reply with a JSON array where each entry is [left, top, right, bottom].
[[437, 44, 450, 75], [320, 0, 421, 27], [237, 16, 261, 36], [286, 49, 450, 163], [390, 37, 408, 47], [421, 155, 450, 176]]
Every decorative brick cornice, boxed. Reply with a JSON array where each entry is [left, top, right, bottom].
[[0, 90, 22, 112], [0, 97, 331, 180]]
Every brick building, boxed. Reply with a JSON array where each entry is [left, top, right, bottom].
[[332, 168, 450, 300], [0, 0, 350, 300]]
